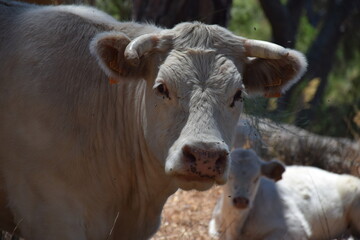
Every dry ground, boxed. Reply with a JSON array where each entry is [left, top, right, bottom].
[[151, 186, 222, 240]]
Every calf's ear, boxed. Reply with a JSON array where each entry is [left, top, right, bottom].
[[243, 48, 307, 98], [261, 159, 285, 181], [90, 32, 173, 81]]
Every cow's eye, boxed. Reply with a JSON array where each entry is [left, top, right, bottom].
[[230, 90, 243, 107], [155, 83, 170, 99]]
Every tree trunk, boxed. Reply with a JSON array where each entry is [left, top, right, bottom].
[[132, 0, 232, 28], [295, 0, 356, 126], [277, 0, 356, 117], [259, 0, 306, 48], [258, 0, 306, 113], [235, 115, 360, 177]]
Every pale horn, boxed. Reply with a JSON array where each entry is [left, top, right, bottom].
[[124, 33, 173, 66], [243, 39, 289, 59]]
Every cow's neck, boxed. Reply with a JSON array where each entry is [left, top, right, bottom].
[[83, 79, 177, 239]]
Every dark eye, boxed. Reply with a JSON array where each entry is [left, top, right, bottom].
[[230, 90, 243, 107], [155, 83, 170, 99]]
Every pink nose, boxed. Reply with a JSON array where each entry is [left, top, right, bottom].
[[232, 196, 249, 209], [182, 144, 228, 179]]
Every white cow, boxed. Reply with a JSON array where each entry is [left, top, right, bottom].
[[0, 1, 307, 239], [209, 148, 360, 240]]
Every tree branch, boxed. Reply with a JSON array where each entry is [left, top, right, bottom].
[[258, 0, 292, 47]]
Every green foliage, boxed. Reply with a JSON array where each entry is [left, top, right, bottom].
[[302, 11, 359, 139], [326, 51, 360, 106], [96, 0, 131, 20], [295, 15, 318, 53], [307, 101, 360, 139], [229, 0, 270, 40], [313, 46, 360, 139]]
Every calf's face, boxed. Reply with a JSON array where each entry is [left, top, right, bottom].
[[227, 149, 285, 209], [90, 22, 306, 191]]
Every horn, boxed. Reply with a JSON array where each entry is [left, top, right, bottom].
[[244, 39, 289, 59], [124, 33, 173, 66]]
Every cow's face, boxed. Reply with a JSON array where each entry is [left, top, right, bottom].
[[227, 149, 285, 209], [90, 22, 306, 191], [144, 49, 244, 190]]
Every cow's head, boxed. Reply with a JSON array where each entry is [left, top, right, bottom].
[[90, 22, 306, 191], [227, 149, 285, 209]]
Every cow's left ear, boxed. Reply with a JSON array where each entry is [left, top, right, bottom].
[[242, 40, 307, 98], [261, 159, 285, 182], [90, 32, 172, 80]]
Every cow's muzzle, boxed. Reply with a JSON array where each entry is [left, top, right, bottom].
[[166, 141, 229, 190], [182, 144, 228, 178]]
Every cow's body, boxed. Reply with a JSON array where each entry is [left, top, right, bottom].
[[0, 1, 307, 239], [0, 3, 170, 239], [210, 149, 360, 240]]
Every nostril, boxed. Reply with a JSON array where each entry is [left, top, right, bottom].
[[182, 145, 196, 163], [215, 154, 226, 166], [233, 197, 249, 209]]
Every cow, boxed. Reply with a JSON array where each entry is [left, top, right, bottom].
[[209, 148, 360, 240], [0, 1, 307, 239]]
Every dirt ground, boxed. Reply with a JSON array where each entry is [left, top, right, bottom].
[[151, 186, 222, 240]]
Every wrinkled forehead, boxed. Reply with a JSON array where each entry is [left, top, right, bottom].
[[170, 22, 246, 56], [157, 49, 243, 92]]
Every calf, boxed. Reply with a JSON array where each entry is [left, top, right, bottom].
[[209, 149, 360, 240]]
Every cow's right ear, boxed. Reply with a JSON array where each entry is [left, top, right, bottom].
[[261, 159, 285, 182], [90, 32, 141, 80]]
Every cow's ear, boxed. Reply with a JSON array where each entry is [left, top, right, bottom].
[[90, 32, 144, 80], [261, 159, 285, 182], [243, 49, 307, 98]]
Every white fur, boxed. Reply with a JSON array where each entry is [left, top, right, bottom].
[[210, 149, 360, 240], [280, 49, 308, 93], [0, 1, 306, 239]]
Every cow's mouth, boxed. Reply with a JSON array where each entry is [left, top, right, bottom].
[[172, 173, 226, 191], [175, 173, 215, 182]]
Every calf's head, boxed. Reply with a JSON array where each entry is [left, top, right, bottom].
[[227, 149, 285, 209], [90, 22, 306, 191]]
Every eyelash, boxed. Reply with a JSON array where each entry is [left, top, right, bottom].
[[230, 90, 243, 107]]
